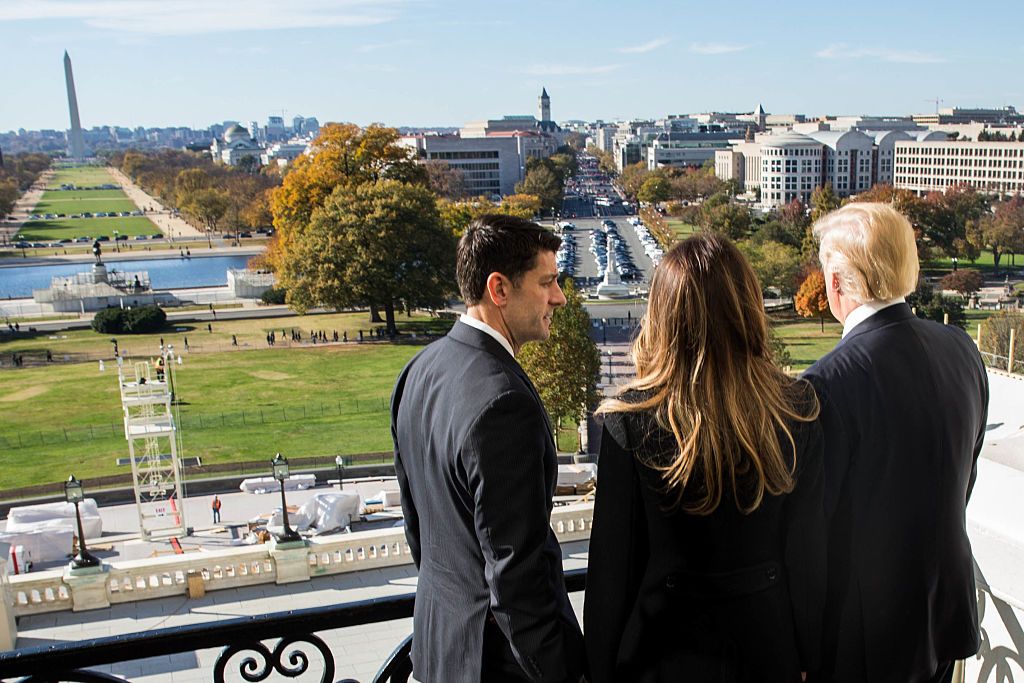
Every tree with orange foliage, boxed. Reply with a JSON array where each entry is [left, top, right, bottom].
[[267, 123, 428, 323], [795, 269, 832, 332]]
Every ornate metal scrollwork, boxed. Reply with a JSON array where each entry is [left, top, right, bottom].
[[974, 580, 1024, 683], [214, 634, 335, 683], [371, 634, 413, 683], [17, 671, 125, 683]]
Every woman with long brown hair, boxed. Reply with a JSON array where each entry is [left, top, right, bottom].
[[584, 233, 824, 683]]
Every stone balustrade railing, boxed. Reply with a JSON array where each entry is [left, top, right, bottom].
[[4, 502, 594, 622], [3, 484, 1020, 683]]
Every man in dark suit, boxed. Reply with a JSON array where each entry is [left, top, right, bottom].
[[803, 203, 989, 683], [392, 215, 585, 683]]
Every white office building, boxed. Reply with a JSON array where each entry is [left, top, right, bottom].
[[893, 140, 1024, 195]]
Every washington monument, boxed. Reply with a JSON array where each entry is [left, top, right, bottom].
[[64, 50, 86, 158]]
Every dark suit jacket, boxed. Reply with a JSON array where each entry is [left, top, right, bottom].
[[391, 321, 584, 683], [803, 303, 989, 683], [585, 396, 827, 683]]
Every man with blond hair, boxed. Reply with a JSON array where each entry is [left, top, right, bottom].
[[804, 203, 988, 683]]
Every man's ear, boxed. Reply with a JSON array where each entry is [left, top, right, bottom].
[[830, 271, 842, 294], [485, 272, 509, 307]]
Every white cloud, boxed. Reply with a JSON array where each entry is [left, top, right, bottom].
[[816, 44, 946, 64], [522, 64, 622, 76], [355, 39, 416, 53], [617, 37, 671, 54], [0, 0, 407, 35], [689, 42, 750, 55]]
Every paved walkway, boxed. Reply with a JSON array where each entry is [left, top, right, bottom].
[[107, 168, 203, 239]]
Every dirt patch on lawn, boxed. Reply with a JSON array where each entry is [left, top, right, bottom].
[[249, 370, 293, 381], [0, 385, 48, 402]]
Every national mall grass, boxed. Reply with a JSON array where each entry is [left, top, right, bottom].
[[0, 310, 923, 490]]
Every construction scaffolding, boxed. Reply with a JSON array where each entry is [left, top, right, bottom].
[[117, 352, 187, 540]]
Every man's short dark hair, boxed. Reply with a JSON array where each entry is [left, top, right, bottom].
[[457, 214, 562, 305]]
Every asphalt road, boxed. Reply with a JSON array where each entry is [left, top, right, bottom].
[[562, 216, 657, 285]]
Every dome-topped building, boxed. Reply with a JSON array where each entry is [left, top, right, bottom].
[[211, 124, 264, 167], [223, 124, 252, 144]]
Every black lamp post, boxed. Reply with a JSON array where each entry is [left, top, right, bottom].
[[606, 350, 614, 385], [335, 455, 345, 491], [271, 453, 302, 543], [64, 475, 100, 569]]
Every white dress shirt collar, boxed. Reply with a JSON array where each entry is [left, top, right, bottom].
[[842, 297, 906, 338], [459, 314, 515, 358]]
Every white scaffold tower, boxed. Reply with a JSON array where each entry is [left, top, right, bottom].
[[117, 351, 188, 540]]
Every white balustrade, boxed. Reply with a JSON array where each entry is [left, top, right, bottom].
[[6, 503, 595, 618]]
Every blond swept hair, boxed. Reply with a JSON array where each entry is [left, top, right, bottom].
[[598, 233, 818, 515], [813, 203, 919, 304]]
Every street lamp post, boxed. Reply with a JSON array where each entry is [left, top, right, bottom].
[[335, 455, 345, 491], [606, 350, 613, 385], [271, 453, 302, 543], [64, 475, 100, 569], [601, 318, 607, 345]]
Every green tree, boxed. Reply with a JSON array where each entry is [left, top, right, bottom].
[[906, 280, 967, 329], [549, 152, 579, 184], [270, 123, 426, 241], [969, 195, 1024, 272], [236, 155, 261, 175], [619, 162, 650, 200], [519, 279, 601, 447], [586, 145, 617, 175], [182, 188, 229, 246], [174, 168, 210, 206], [276, 179, 456, 336], [700, 201, 751, 240], [0, 179, 18, 218], [921, 184, 988, 257], [516, 164, 562, 213], [810, 183, 840, 221], [739, 240, 802, 296], [638, 175, 672, 204]]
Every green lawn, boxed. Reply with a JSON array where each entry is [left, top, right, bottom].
[[773, 317, 843, 370], [15, 216, 159, 241], [666, 220, 698, 240], [0, 311, 455, 489], [35, 189, 138, 215], [924, 250, 1024, 276], [0, 346, 419, 490], [48, 166, 118, 188]]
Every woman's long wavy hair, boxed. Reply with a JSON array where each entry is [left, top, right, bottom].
[[599, 233, 818, 515]]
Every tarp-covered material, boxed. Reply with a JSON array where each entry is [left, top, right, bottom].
[[365, 489, 401, 508], [266, 491, 362, 536], [239, 474, 317, 494], [0, 528, 75, 564], [558, 464, 598, 487], [5, 499, 103, 539]]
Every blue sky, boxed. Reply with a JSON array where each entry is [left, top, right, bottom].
[[0, 0, 1021, 132]]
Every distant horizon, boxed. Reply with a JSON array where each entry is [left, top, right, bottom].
[[1, 0, 1021, 132]]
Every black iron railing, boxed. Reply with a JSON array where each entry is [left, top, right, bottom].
[[0, 569, 587, 683]]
